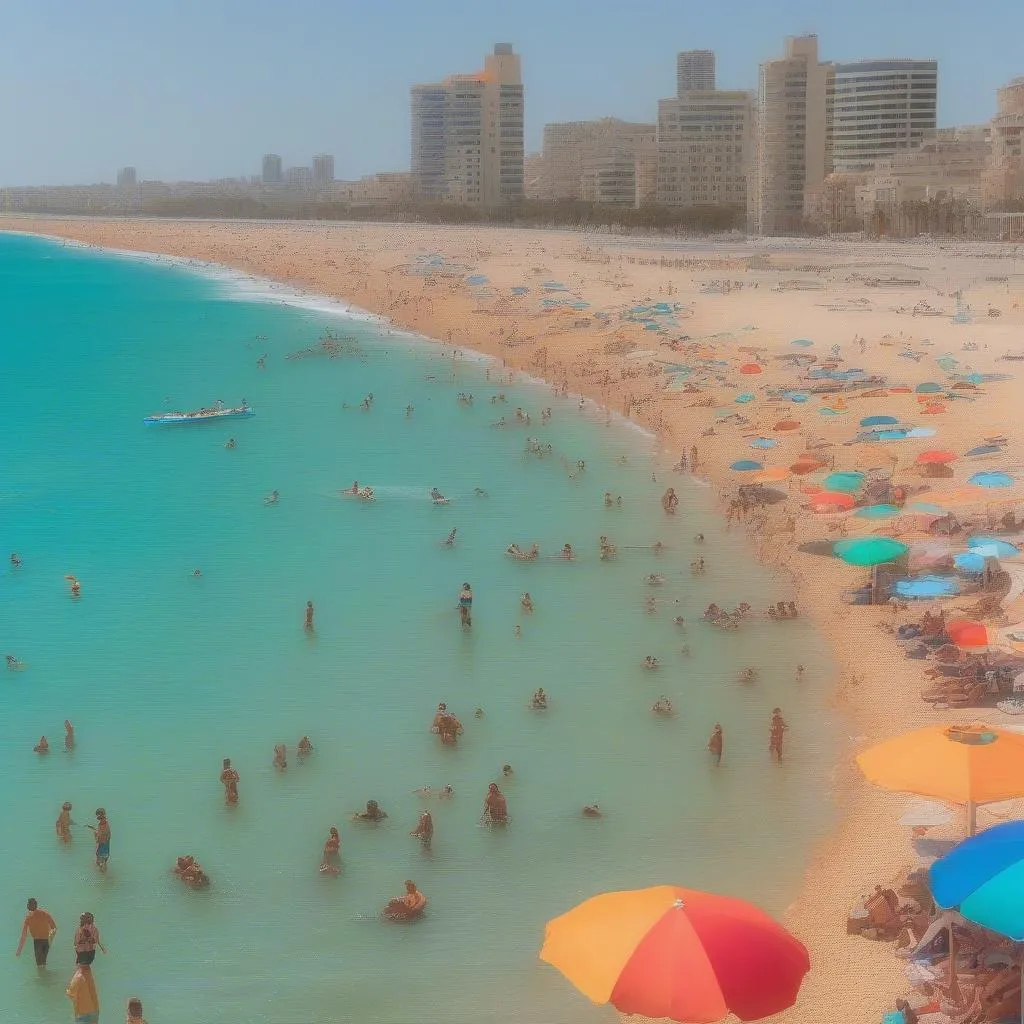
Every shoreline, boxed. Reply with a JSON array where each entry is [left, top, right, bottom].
[[5, 216, 1023, 1022]]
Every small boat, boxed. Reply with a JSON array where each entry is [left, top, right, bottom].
[[144, 402, 254, 426]]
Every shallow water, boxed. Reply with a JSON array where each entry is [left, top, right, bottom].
[[0, 233, 838, 1023]]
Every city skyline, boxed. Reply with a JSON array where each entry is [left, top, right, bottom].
[[3, 0, 1022, 187]]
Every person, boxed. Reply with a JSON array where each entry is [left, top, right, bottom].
[[796, 664, 805, 683], [68, 576, 81, 598], [561, 543, 574, 560], [273, 744, 287, 771], [531, 687, 547, 709], [220, 758, 240, 806], [304, 600, 315, 632], [643, 656, 659, 670], [34, 735, 49, 755], [10, 552, 21, 568], [443, 528, 457, 547], [73, 912, 106, 965], [89, 810, 110, 873], [5, 654, 25, 670], [16, 898, 57, 967], [353, 799, 387, 822], [225, 438, 237, 450], [582, 804, 603, 818], [126, 996, 148, 1023], [383, 880, 427, 921], [297, 736, 313, 759], [192, 568, 202, 577], [739, 667, 756, 684], [435, 709, 462, 746], [474, 487, 488, 497], [411, 811, 434, 846], [406, 405, 414, 417], [694, 533, 705, 544], [502, 764, 514, 778], [483, 783, 508, 825], [769, 708, 788, 761], [173, 855, 210, 888], [662, 488, 679, 514], [708, 724, 724, 766], [652, 696, 674, 715], [263, 489, 279, 505], [604, 491, 614, 507], [521, 592, 533, 613], [430, 487, 448, 504], [56, 802, 73, 844], [320, 827, 341, 876], [66, 961, 100, 1024], [65, 720, 75, 751], [458, 582, 473, 628]]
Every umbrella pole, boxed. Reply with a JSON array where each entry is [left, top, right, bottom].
[[967, 800, 976, 836]]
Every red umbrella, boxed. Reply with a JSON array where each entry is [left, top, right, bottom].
[[946, 620, 993, 649], [774, 419, 801, 431], [889, 386, 913, 394], [790, 460, 823, 476], [922, 404, 947, 415], [916, 451, 958, 465], [808, 491, 855, 512], [540, 885, 810, 1023], [739, 363, 763, 375]]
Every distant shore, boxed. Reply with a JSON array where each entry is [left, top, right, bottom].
[[5, 215, 1024, 1022]]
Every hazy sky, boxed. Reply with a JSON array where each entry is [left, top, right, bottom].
[[2, 0, 1022, 186]]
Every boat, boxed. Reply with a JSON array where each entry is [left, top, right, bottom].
[[143, 402, 254, 426]]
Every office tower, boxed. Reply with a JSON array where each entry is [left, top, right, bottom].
[[262, 154, 283, 185], [657, 89, 753, 209], [749, 35, 834, 235], [285, 166, 313, 187], [116, 166, 137, 187], [312, 154, 335, 185], [676, 50, 716, 95], [541, 119, 656, 203], [831, 60, 938, 173], [410, 44, 524, 205]]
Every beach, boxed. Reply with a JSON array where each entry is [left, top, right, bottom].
[[4, 215, 1024, 1022]]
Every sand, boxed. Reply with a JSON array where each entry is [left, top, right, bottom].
[[5, 215, 1024, 1022]]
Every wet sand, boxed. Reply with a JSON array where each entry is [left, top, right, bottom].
[[5, 215, 1024, 1022]]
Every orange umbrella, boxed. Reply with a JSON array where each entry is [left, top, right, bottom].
[[916, 451, 958, 465], [857, 724, 1024, 831], [754, 467, 790, 483], [774, 419, 801, 431], [739, 362, 762, 374], [790, 460, 823, 476], [946, 619, 995, 649], [540, 886, 810, 1022], [808, 491, 855, 512], [923, 404, 947, 415]]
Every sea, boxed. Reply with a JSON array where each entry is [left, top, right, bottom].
[[0, 231, 838, 1024]]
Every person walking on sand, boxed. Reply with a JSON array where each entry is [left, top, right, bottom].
[[220, 758, 240, 805], [66, 961, 100, 1023], [304, 600, 315, 632], [708, 725, 724, 766], [769, 708, 788, 761], [16, 898, 57, 967], [87, 810, 110, 873]]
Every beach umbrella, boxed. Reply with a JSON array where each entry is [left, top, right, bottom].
[[750, 437, 777, 449], [808, 491, 855, 512], [861, 415, 899, 427], [833, 537, 908, 566], [910, 502, 949, 515], [891, 576, 960, 599], [792, 339, 814, 347], [916, 382, 945, 394], [730, 460, 763, 472], [823, 471, 865, 493], [780, 391, 810, 403], [954, 552, 987, 574], [969, 472, 1015, 489], [968, 536, 1019, 558], [857, 724, 1024, 833], [946, 619, 996, 649], [874, 429, 909, 441], [539, 885, 810, 1022], [854, 504, 902, 520], [790, 460, 823, 476], [754, 467, 790, 484], [735, 393, 755, 404], [905, 427, 938, 438], [739, 363, 762, 374], [916, 450, 958, 465], [922, 404, 947, 415], [965, 445, 1003, 457], [774, 419, 801, 431]]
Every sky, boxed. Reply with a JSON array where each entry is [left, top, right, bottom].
[[1, 0, 1022, 186]]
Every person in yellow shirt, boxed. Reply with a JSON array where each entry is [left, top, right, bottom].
[[15, 898, 57, 967], [66, 962, 100, 1023]]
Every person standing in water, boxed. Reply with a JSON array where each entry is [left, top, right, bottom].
[[662, 488, 679, 514], [483, 783, 508, 825], [64, 720, 75, 751], [87, 810, 110, 873], [15, 898, 57, 967], [304, 601, 315, 632], [66, 961, 100, 1024], [411, 811, 434, 848], [769, 709, 788, 761], [458, 583, 473, 628], [55, 802, 73, 844], [220, 758, 240, 805], [708, 725, 724, 766]]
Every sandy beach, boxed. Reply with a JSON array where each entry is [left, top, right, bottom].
[[6, 214, 1024, 1022]]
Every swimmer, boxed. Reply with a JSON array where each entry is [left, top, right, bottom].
[[361, 393, 374, 410], [474, 487, 488, 497], [273, 744, 287, 771], [6, 654, 25, 670], [442, 528, 457, 547], [220, 758, 240, 806], [439, 784, 454, 799], [192, 568, 202, 577], [708, 724, 724, 765], [662, 488, 679, 514], [383, 880, 427, 921], [430, 487, 448, 504], [64, 720, 75, 751], [599, 536, 616, 560], [66, 576, 81, 598], [126, 996, 148, 1022], [435, 709, 463, 745], [55, 802, 73, 843], [474, 707, 483, 719], [652, 696, 674, 716], [796, 664, 805, 683], [483, 783, 508, 825], [561, 543, 574, 560], [297, 736, 313, 759], [502, 764, 514, 778], [349, 481, 359, 495], [644, 596, 658, 614], [406, 405, 414, 417], [458, 582, 473, 628], [225, 438, 237, 450], [582, 804, 603, 818], [410, 811, 434, 846], [604, 492, 614, 507], [304, 600, 315, 631], [694, 533, 705, 544], [739, 667, 757, 684], [652, 541, 666, 556], [521, 592, 534, 613], [645, 573, 666, 586], [514, 624, 522, 639], [173, 855, 210, 888], [680, 644, 691, 656], [353, 799, 388, 822], [319, 827, 341, 875], [263, 490, 279, 505], [643, 656, 660, 670], [10, 552, 22, 568], [531, 687, 548, 710], [674, 616, 686, 628], [34, 736, 49, 755]]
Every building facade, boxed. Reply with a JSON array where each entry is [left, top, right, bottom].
[[656, 89, 753, 209], [312, 154, 335, 185], [831, 59, 938, 173], [749, 35, 834, 235], [983, 78, 1024, 208], [261, 154, 283, 185], [116, 166, 137, 187], [410, 44, 524, 206], [676, 50, 716, 95]]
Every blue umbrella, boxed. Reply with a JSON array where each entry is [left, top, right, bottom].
[[781, 391, 810, 403], [824, 471, 865, 493], [730, 460, 763, 472], [909, 502, 948, 515], [735, 393, 755, 404], [892, 576, 960, 599], [877, 429, 910, 440], [906, 427, 937, 438], [792, 338, 814, 347], [916, 382, 945, 394], [969, 471, 1014, 489], [750, 438, 777, 449], [964, 445, 1003, 457], [819, 408, 843, 416], [954, 552, 987, 574], [854, 504, 902, 520], [968, 536, 1020, 558], [860, 415, 898, 427]]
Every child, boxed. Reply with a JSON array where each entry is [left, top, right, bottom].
[[126, 995, 148, 1022]]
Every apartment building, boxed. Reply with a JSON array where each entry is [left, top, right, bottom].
[[312, 154, 335, 185], [410, 44, 524, 206], [983, 77, 1024, 208], [676, 50, 716, 94], [749, 35, 834, 235], [831, 59, 938, 173], [261, 154, 283, 185]]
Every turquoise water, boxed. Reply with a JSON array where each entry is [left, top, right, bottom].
[[0, 232, 837, 1024]]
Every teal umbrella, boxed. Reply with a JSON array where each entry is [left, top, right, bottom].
[[853, 504, 901, 520], [824, 471, 865, 493], [833, 537, 909, 566]]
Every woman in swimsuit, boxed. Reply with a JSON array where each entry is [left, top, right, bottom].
[[73, 913, 106, 965]]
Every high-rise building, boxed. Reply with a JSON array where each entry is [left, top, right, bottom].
[[657, 89, 753, 209], [312, 154, 335, 185], [676, 50, 716, 95], [116, 166, 137, 187], [831, 60, 938, 173], [749, 35, 834, 235], [410, 44, 524, 206], [540, 119, 656, 202], [983, 78, 1024, 208], [262, 154, 283, 185], [285, 166, 313, 188]]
